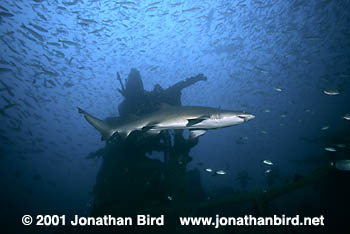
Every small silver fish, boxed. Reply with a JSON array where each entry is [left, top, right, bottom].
[[167, 196, 172, 201], [321, 126, 329, 130], [342, 114, 350, 121], [331, 160, 350, 171], [182, 7, 201, 13], [265, 169, 272, 174], [215, 170, 227, 175], [325, 147, 336, 152], [205, 168, 213, 173], [262, 160, 273, 165], [274, 87, 282, 92], [323, 89, 340, 96], [336, 144, 346, 148]]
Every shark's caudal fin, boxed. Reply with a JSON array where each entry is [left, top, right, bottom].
[[77, 107, 115, 140]]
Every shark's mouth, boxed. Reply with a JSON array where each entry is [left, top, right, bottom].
[[237, 115, 251, 122]]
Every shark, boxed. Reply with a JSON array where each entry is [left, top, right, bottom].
[[78, 104, 255, 140]]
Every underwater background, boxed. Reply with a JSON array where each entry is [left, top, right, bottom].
[[0, 0, 349, 233]]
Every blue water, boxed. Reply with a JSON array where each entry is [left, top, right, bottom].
[[0, 0, 349, 233]]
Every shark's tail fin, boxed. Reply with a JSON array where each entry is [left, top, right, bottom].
[[77, 107, 115, 141]]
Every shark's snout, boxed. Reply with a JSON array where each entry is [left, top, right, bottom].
[[238, 114, 255, 122]]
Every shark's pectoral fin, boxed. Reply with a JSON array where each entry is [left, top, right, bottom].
[[142, 120, 160, 132], [142, 125, 153, 132], [186, 117, 209, 127], [189, 130, 206, 138]]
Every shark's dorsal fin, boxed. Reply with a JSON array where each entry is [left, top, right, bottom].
[[127, 113, 139, 120]]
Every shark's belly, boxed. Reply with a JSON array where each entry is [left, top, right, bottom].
[[153, 120, 188, 129]]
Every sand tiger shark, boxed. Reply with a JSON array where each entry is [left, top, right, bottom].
[[78, 104, 255, 140]]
